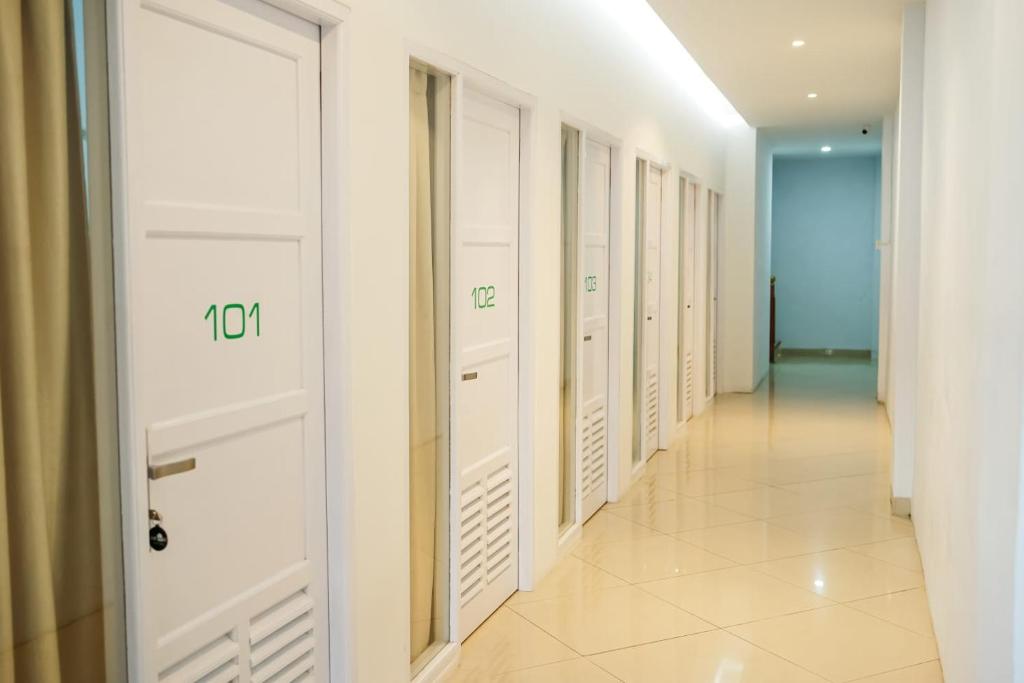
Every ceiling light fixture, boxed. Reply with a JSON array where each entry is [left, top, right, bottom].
[[792, 39, 806, 48], [807, 92, 818, 99], [821, 146, 832, 153]]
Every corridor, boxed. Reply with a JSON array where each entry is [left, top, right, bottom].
[[447, 360, 941, 682]]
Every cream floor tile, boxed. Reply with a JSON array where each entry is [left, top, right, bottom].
[[509, 585, 714, 655], [639, 565, 832, 626], [853, 660, 944, 682], [767, 508, 914, 547], [696, 486, 827, 518], [602, 482, 676, 510], [646, 469, 763, 496], [782, 474, 891, 507], [589, 630, 827, 682], [752, 549, 924, 602], [573, 534, 734, 583], [507, 556, 625, 606], [678, 520, 837, 564], [729, 605, 938, 682], [577, 511, 662, 548], [848, 588, 935, 636], [449, 607, 577, 680], [607, 497, 752, 534], [494, 658, 620, 682], [850, 536, 924, 572]]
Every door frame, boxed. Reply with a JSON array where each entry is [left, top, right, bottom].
[[556, 116, 622, 548], [106, 0, 354, 679], [405, 43, 537, 683]]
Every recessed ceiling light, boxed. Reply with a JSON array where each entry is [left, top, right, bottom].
[[821, 145, 832, 153], [792, 39, 806, 48], [807, 92, 818, 99]]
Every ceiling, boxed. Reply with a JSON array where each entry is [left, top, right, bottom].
[[650, 0, 914, 140]]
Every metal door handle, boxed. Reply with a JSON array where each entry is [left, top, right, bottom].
[[148, 457, 196, 480], [584, 335, 592, 341], [647, 316, 653, 321], [462, 371, 478, 381]]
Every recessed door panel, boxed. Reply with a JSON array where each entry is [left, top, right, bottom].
[[580, 139, 611, 521], [121, 0, 327, 679], [455, 88, 520, 641]]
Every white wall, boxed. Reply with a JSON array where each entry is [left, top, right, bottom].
[[888, 4, 925, 503], [910, 0, 1024, 680], [876, 114, 895, 403], [753, 132, 773, 388], [339, 1, 741, 679], [718, 127, 757, 393]]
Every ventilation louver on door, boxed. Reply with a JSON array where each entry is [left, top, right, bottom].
[[249, 590, 316, 683], [645, 369, 659, 448], [460, 459, 513, 606], [158, 570, 315, 683], [685, 352, 694, 416], [581, 404, 607, 498]]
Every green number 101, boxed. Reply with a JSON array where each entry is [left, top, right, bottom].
[[204, 302, 261, 341]]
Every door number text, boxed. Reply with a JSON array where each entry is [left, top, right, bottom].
[[204, 302, 261, 341], [471, 285, 496, 309]]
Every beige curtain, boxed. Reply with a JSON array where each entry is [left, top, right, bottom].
[[409, 68, 438, 663], [0, 0, 106, 681]]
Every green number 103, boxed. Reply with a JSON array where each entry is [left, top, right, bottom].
[[205, 302, 261, 341]]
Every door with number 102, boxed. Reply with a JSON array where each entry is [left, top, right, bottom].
[[454, 87, 521, 640]]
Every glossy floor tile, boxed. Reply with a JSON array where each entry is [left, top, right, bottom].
[[509, 585, 714, 654], [728, 605, 938, 681], [590, 630, 828, 682], [443, 360, 943, 682]]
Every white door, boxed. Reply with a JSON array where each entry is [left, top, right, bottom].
[[454, 87, 520, 640], [580, 139, 611, 521], [643, 166, 662, 460], [705, 191, 719, 399], [682, 180, 696, 421], [120, 1, 327, 679]]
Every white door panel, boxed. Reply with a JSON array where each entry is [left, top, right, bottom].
[[455, 88, 520, 640], [644, 168, 662, 460], [122, 0, 326, 679], [683, 181, 696, 421], [580, 139, 610, 521]]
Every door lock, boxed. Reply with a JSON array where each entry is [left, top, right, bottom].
[[149, 509, 169, 552]]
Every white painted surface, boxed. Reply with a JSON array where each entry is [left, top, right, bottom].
[[454, 88, 520, 640], [888, 5, 925, 502], [580, 139, 611, 520], [649, 0, 915, 128], [336, 1, 736, 678], [678, 178, 697, 422], [876, 114, 895, 403], [716, 126, 761, 394], [643, 166, 663, 460], [910, 0, 1024, 680], [117, 0, 327, 679]]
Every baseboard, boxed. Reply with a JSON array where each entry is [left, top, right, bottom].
[[412, 641, 460, 683], [777, 347, 872, 360], [891, 494, 912, 519]]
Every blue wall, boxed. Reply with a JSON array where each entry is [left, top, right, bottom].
[[771, 155, 881, 352]]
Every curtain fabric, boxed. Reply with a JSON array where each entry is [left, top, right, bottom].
[[409, 68, 438, 663], [0, 0, 106, 680]]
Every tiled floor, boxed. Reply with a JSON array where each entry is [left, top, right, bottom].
[[445, 359, 943, 682]]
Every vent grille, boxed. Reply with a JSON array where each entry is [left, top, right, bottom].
[[685, 352, 694, 415], [645, 369, 658, 446], [459, 482, 486, 605], [159, 633, 239, 683], [582, 406, 607, 497], [460, 460, 514, 605], [249, 591, 315, 683]]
